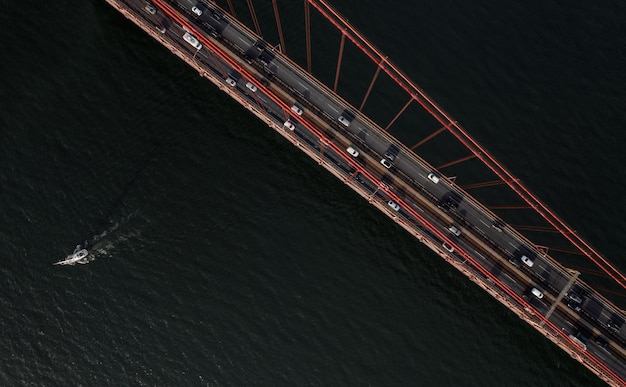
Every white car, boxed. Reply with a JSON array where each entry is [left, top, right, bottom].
[[338, 115, 352, 127], [225, 76, 237, 87], [448, 225, 461, 236], [521, 255, 534, 267], [427, 173, 440, 184], [291, 105, 303, 116], [380, 158, 392, 169], [183, 32, 202, 50], [192, 6, 203, 16], [531, 287, 544, 299], [284, 121, 295, 131], [387, 200, 400, 212], [155, 25, 166, 34], [442, 242, 454, 253], [144, 4, 156, 14], [245, 81, 257, 92], [346, 146, 359, 157]]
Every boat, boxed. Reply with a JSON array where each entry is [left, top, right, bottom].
[[54, 245, 89, 265]]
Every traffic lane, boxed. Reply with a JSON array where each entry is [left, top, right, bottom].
[[552, 308, 626, 380], [269, 57, 347, 120]]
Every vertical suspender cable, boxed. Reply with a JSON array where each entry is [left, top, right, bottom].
[[304, 0, 312, 73], [246, 0, 262, 37], [271, 0, 286, 53], [225, 0, 236, 17], [333, 31, 346, 92], [359, 62, 382, 111], [384, 97, 413, 131], [410, 122, 452, 149]]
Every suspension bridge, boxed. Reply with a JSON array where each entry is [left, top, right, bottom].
[[106, 0, 626, 385]]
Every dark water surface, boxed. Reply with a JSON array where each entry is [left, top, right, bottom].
[[1, 0, 625, 385]]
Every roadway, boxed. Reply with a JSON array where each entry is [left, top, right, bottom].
[[113, 0, 626, 383]]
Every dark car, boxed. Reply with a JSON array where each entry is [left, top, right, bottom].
[[567, 300, 582, 312], [568, 293, 583, 304], [596, 336, 609, 350], [607, 319, 621, 331]]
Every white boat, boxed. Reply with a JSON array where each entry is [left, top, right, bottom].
[[54, 245, 89, 265]]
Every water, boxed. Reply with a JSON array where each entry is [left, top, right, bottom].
[[1, 0, 624, 385]]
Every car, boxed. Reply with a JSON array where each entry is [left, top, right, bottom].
[[283, 121, 295, 131], [191, 6, 203, 16], [225, 76, 237, 87], [607, 319, 621, 331], [338, 115, 352, 126], [384, 145, 400, 161], [144, 4, 156, 14], [521, 255, 534, 267], [211, 10, 222, 21], [387, 200, 400, 212], [183, 32, 202, 50], [596, 336, 609, 350], [448, 225, 461, 236], [380, 158, 392, 169], [568, 293, 583, 304], [245, 81, 257, 92], [155, 25, 166, 34], [531, 287, 544, 299], [491, 220, 504, 232], [346, 146, 359, 157], [291, 105, 303, 116], [575, 330, 590, 344], [427, 173, 440, 184], [442, 242, 454, 253], [567, 300, 582, 312], [508, 257, 520, 267]]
